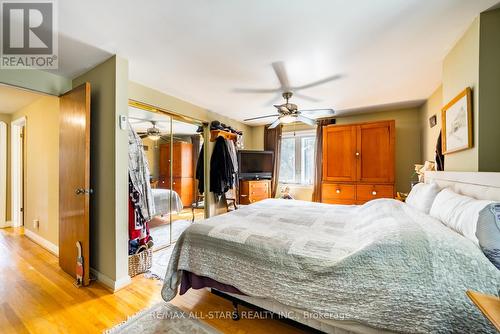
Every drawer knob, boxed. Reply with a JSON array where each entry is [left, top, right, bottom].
[[372, 191, 377, 196], [336, 189, 341, 194], [355, 152, 360, 157]]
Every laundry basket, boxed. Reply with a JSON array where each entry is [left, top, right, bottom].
[[128, 245, 152, 277]]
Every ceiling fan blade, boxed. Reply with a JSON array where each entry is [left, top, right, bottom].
[[244, 114, 279, 121], [272, 61, 291, 90], [293, 92, 321, 103], [293, 74, 342, 91], [297, 115, 317, 126], [268, 118, 281, 129], [233, 87, 282, 94], [300, 108, 336, 118], [262, 92, 283, 107]]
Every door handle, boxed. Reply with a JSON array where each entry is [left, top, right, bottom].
[[75, 188, 93, 195]]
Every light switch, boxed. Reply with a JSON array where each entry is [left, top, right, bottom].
[[119, 115, 128, 130]]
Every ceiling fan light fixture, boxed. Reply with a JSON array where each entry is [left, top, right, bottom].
[[280, 114, 296, 124], [148, 134, 161, 141]]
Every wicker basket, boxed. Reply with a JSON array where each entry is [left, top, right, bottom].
[[128, 245, 152, 277]]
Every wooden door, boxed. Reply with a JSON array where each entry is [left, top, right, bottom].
[[160, 142, 193, 179], [59, 83, 91, 286], [158, 143, 171, 188], [322, 125, 357, 182], [356, 121, 395, 183]]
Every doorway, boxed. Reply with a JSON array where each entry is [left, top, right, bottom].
[[0, 121, 6, 227], [11, 116, 26, 228]]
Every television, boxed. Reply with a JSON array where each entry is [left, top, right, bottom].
[[238, 150, 274, 180]]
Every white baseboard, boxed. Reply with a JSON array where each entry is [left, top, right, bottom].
[[90, 268, 132, 292], [0, 220, 12, 228], [24, 229, 59, 256]]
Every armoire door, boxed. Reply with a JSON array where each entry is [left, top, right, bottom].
[[322, 125, 357, 182], [356, 121, 395, 183], [59, 83, 91, 286]]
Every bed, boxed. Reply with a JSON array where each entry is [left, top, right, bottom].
[[162, 172, 500, 333], [152, 188, 184, 216]]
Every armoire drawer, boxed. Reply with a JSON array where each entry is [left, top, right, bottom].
[[322, 183, 356, 201], [356, 184, 394, 201]]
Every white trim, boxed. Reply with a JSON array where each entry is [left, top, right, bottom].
[[11, 116, 26, 228], [0, 220, 12, 228], [282, 129, 316, 137], [0, 122, 6, 226], [24, 228, 59, 256], [90, 268, 132, 292]]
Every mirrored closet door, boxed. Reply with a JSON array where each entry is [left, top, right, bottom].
[[129, 102, 205, 251]]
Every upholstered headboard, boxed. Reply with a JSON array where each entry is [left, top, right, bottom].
[[424, 171, 500, 201]]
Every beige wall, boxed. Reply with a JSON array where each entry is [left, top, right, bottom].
[[336, 108, 421, 193], [11, 96, 60, 246], [420, 86, 442, 162], [73, 55, 130, 284], [441, 17, 480, 171], [0, 113, 11, 222], [249, 125, 265, 151]]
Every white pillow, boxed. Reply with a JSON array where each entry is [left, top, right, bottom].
[[429, 188, 493, 245], [406, 182, 440, 214]]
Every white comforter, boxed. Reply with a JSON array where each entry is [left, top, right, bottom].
[[163, 198, 500, 333], [152, 189, 184, 215]]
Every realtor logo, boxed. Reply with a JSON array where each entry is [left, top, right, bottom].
[[1, 0, 58, 69]]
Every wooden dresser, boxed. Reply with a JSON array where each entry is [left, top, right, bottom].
[[239, 179, 271, 204], [321, 120, 395, 205], [159, 142, 194, 207]]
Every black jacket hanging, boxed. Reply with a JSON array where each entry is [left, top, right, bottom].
[[210, 137, 235, 196], [435, 132, 445, 171], [195, 144, 205, 194]]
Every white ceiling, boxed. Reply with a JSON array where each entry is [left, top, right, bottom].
[[56, 0, 499, 125], [0, 85, 45, 114]]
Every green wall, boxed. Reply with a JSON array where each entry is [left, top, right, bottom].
[[73, 56, 130, 286], [441, 17, 480, 171], [0, 69, 71, 96], [336, 108, 421, 193], [478, 9, 500, 171]]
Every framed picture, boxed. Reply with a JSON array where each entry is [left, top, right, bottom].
[[429, 115, 437, 128], [441, 87, 472, 154]]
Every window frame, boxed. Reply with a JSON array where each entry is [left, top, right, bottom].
[[279, 130, 316, 185]]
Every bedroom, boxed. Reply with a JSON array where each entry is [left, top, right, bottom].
[[1, 1, 500, 333]]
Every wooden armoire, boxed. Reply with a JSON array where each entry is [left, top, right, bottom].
[[321, 120, 395, 205], [159, 142, 194, 207]]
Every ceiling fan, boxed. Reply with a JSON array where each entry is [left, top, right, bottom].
[[130, 120, 181, 141], [238, 61, 339, 128], [137, 121, 164, 141], [244, 91, 335, 129]]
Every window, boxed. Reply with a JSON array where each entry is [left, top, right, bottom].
[[279, 131, 316, 185]]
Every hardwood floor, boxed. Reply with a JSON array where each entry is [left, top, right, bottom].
[[0, 227, 307, 334]]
